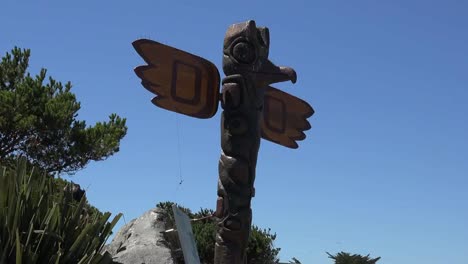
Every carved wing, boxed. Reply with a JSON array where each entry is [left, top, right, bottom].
[[261, 86, 314, 148], [133, 39, 220, 119]]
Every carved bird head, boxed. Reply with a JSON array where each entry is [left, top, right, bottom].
[[222, 20, 296, 87]]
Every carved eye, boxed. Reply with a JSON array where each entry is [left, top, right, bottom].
[[232, 41, 256, 64]]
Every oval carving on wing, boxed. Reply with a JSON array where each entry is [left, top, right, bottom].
[[133, 39, 221, 119]]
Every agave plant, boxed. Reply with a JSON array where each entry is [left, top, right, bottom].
[[0, 158, 121, 263]]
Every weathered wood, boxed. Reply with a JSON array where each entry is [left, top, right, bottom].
[[132, 20, 314, 264], [214, 20, 301, 264], [262, 86, 314, 148], [133, 39, 220, 119]]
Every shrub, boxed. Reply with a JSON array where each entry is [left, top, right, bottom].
[[0, 158, 121, 263], [327, 251, 381, 264], [156, 201, 281, 264]]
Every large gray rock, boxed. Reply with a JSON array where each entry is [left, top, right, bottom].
[[104, 208, 175, 264]]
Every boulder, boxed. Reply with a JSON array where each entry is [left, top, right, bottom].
[[104, 208, 175, 264]]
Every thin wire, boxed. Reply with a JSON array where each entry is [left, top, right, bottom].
[[175, 114, 184, 186], [171, 113, 185, 206]]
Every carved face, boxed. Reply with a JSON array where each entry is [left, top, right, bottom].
[[222, 20, 270, 75], [222, 20, 296, 87]]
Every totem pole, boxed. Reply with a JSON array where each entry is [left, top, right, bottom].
[[133, 20, 314, 264]]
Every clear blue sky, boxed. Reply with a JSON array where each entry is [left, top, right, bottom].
[[2, 1, 467, 263]]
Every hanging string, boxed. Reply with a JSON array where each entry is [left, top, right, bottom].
[[173, 112, 184, 204], [176, 114, 184, 185]]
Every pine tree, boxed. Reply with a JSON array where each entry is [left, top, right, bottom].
[[327, 251, 381, 264], [0, 47, 127, 174]]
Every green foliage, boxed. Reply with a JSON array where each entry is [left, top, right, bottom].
[[191, 208, 216, 263], [327, 251, 381, 264], [288, 257, 302, 263], [157, 202, 214, 263], [0, 47, 127, 174], [246, 226, 280, 264], [156, 202, 281, 264], [0, 158, 122, 263], [54, 177, 104, 220]]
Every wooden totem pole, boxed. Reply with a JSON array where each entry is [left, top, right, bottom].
[[133, 20, 314, 264]]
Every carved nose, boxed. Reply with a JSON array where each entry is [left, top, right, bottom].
[[278, 66, 297, 83], [254, 59, 297, 86]]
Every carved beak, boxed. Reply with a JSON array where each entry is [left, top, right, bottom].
[[253, 59, 297, 87]]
